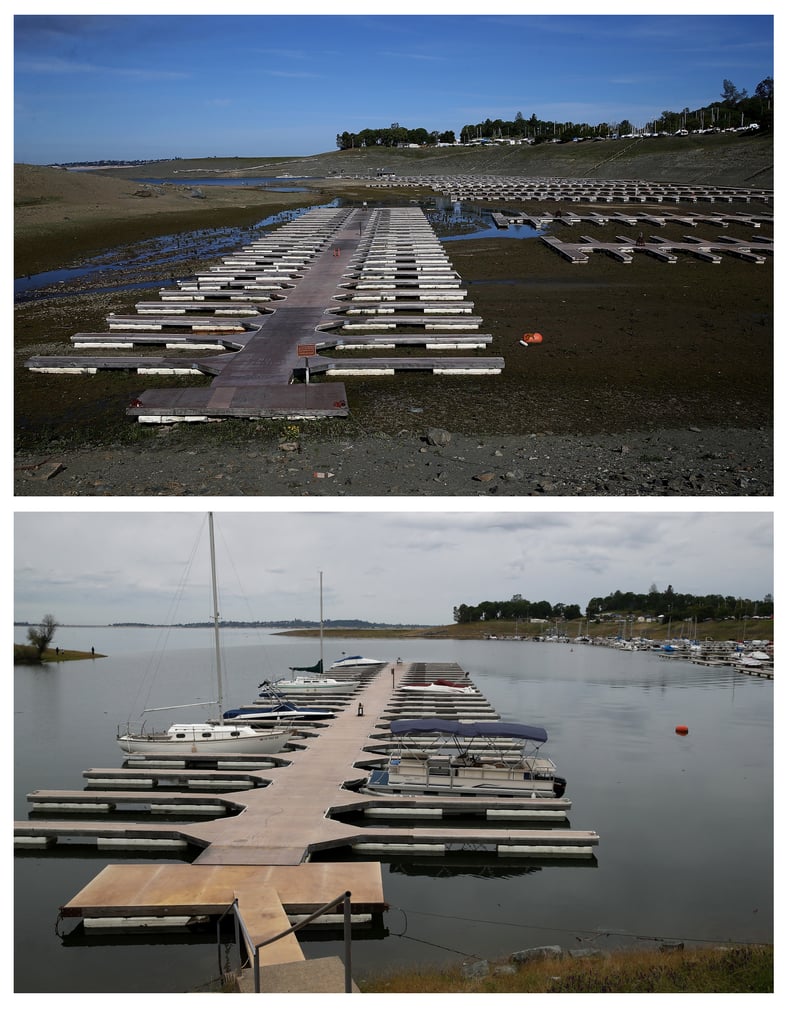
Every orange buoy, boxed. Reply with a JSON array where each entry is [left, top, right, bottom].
[[520, 332, 544, 346], [675, 725, 689, 736]]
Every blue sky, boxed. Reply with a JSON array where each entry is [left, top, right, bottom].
[[14, 511, 773, 626], [13, 7, 774, 164]]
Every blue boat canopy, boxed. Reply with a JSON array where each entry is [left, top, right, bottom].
[[390, 718, 548, 744]]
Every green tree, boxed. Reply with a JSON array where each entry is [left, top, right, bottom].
[[27, 614, 58, 660], [721, 79, 748, 106]]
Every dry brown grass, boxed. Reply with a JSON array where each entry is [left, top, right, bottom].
[[357, 944, 772, 993]]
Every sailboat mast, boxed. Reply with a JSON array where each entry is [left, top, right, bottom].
[[319, 570, 324, 672], [208, 512, 224, 723]]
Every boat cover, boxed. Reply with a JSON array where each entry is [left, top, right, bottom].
[[390, 718, 548, 743], [223, 704, 334, 718], [289, 659, 324, 673]]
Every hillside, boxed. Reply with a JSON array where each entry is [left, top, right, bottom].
[[279, 617, 774, 643], [90, 132, 773, 189]]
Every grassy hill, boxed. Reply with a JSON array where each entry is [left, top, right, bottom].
[[94, 132, 773, 189], [281, 617, 773, 642]]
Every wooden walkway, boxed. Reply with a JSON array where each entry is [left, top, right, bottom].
[[18, 660, 598, 986], [17, 661, 598, 864], [25, 206, 504, 421]]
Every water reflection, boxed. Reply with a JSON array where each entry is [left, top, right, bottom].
[[388, 857, 548, 879], [15, 631, 772, 992], [14, 196, 542, 303], [132, 175, 317, 190], [13, 202, 338, 303]]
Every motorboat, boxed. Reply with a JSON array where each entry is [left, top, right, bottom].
[[400, 679, 477, 695], [362, 718, 567, 798], [223, 681, 336, 723], [330, 654, 381, 669], [222, 702, 335, 723], [117, 513, 293, 756]]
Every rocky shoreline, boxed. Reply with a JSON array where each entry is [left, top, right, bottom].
[[15, 424, 772, 497]]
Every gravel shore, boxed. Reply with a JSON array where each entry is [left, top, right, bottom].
[[15, 425, 772, 497]]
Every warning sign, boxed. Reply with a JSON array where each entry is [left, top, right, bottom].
[[297, 344, 316, 357]]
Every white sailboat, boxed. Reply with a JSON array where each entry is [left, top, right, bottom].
[[117, 513, 293, 756], [272, 673, 359, 693], [273, 572, 360, 693]]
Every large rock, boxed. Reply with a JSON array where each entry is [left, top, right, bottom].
[[461, 959, 489, 979], [425, 428, 451, 447], [510, 945, 564, 964]]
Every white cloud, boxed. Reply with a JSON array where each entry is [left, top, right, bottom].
[[14, 511, 773, 627]]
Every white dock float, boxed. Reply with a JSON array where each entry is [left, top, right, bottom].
[[363, 807, 444, 819], [97, 838, 189, 849], [352, 842, 447, 854]]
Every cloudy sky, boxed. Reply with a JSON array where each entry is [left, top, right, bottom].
[[14, 509, 773, 627], [14, 7, 773, 163]]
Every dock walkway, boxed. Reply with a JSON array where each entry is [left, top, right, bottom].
[[25, 207, 504, 421], [18, 660, 598, 989]]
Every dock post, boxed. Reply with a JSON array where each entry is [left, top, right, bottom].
[[343, 891, 352, 993]]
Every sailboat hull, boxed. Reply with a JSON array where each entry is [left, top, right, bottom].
[[273, 676, 359, 693], [117, 722, 290, 755]]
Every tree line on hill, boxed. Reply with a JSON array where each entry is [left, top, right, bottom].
[[454, 587, 773, 625], [336, 78, 772, 149]]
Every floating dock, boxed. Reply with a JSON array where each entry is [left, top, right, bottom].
[[403, 175, 772, 206], [25, 207, 504, 421], [541, 230, 771, 264], [16, 659, 598, 989]]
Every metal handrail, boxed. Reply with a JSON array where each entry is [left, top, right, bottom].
[[218, 890, 353, 993]]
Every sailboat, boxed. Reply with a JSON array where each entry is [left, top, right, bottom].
[[271, 574, 360, 692], [117, 513, 293, 756], [272, 572, 360, 693]]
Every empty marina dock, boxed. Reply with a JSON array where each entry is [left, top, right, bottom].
[[25, 207, 504, 421]]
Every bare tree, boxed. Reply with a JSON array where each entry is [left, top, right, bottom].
[[27, 614, 58, 660]]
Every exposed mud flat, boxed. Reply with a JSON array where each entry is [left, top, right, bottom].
[[14, 165, 772, 497], [14, 424, 771, 497]]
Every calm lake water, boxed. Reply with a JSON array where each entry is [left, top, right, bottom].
[[14, 629, 773, 993], [132, 176, 318, 188]]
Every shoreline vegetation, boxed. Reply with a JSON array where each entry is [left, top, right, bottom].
[[13, 617, 773, 655], [352, 943, 773, 993], [279, 620, 774, 640], [275, 616, 774, 642], [14, 138, 773, 497], [13, 644, 106, 663]]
